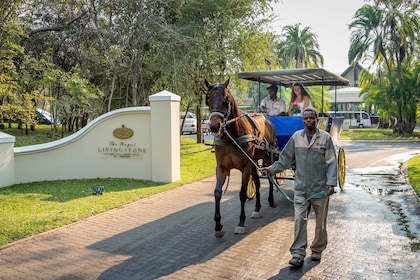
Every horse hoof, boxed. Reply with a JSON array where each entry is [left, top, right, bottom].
[[251, 211, 260, 219], [215, 228, 224, 238], [270, 201, 278, 208], [234, 226, 246, 235]]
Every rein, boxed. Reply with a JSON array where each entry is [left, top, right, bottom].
[[222, 123, 327, 204], [267, 175, 328, 203]]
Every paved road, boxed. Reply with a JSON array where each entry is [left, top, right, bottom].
[[0, 141, 419, 279]]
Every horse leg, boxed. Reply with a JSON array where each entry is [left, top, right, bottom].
[[234, 168, 250, 235], [263, 153, 278, 208], [268, 177, 277, 208], [251, 166, 262, 218], [214, 168, 227, 238]]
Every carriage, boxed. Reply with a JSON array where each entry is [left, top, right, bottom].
[[237, 68, 348, 190], [205, 68, 348, 237]]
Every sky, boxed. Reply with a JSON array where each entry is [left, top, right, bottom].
[[270, 0, 368, 75]]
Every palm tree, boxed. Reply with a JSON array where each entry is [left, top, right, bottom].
[[276, 23, 323, 68], [348, 0, 420, 134]]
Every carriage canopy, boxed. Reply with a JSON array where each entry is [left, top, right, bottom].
[[237, 68, 350, 115], [237, 68, 349, 87]]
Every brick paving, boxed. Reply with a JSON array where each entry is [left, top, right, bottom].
[[1, 146, 420, 279]]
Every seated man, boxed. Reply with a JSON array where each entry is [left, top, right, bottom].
[[260, 84, 286, 116]]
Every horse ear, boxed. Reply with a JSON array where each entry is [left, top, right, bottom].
[[205, 79, 211, 89], [223, 78, 230, 88]]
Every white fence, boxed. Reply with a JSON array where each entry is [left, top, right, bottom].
[[0, 90, 180, 188]]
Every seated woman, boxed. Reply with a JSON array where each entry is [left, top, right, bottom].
[[288, 83, 312, 116]]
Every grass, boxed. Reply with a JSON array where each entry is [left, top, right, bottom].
[[0, 124, 419, 246], [340, 128, 420, 141], [407, 157, 420, 200], [1, 123, 65, 146]]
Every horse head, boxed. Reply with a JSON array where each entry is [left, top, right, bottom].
[[205, 78, 234, 136]]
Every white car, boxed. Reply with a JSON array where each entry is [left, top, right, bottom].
[[180, 112, 197, 134], [36, 108, 60, 125]]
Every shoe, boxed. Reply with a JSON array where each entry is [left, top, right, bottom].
[[311, 252, 322, 261], [288, 256, 304, 267]]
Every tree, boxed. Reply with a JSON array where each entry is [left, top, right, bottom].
[[276, 23, 324, 68], [0, 0, 25, 128], [3, 0, 279, 141], [348, 0, 420, 134], [153, 0, 278, 143]]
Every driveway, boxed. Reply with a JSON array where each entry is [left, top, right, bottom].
[[0, 141, 419, 279]]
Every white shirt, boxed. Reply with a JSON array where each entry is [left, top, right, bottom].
[[260, 97, 286, 116]]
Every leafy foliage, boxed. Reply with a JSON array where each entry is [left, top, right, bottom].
[[407, 156, 420, 197], [275, 23, 323, 68], [1, 0, 281, 144], [349, 0, 420, 134], [2, 0, 419, 139]]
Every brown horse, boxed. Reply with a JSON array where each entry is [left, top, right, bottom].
[[205, 78, 278, 238]]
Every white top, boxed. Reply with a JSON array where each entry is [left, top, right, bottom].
[[297, 100, 312, 115], [260, 97, 286, 116]]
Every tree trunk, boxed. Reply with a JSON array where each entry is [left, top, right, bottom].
[[107, 74, 116, 112], [196, 103, 202, 144]]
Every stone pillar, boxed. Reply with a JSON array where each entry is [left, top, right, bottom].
[[0, 132, 16, 187], [149, 90, 181, 182]]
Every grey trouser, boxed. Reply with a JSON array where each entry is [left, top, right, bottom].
[[290, 195, 330, 258]]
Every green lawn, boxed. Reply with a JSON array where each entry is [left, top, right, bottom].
[[0, 125, 419, 246], [340, 128, 420, 141], [407, 157, 420, 198]]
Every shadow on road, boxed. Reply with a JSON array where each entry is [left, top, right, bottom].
[[88, 186, 295, 280], [269, 258, 320, 280]]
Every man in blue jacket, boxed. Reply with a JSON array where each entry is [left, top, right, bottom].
[[260, 107, 337, 268]]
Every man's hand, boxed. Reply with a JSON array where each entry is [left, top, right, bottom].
[[259, 167, 271, 176], [260, 105, 266, 113], [326, 185, 335, 196]]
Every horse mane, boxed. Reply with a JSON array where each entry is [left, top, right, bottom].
[[222, 83, 256, 137], [223, 84, 242, 119]]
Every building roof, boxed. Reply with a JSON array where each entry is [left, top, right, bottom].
[[341, 63, 364, 77], [328, 87, 366, 103]]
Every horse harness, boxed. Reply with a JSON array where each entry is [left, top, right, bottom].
[[212, 113, 280, 164]]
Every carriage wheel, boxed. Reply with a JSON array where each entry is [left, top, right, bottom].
[[338, 147, 346, 190]]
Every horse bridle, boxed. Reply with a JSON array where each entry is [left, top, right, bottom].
[[207, 83, 233, 127], [207, 83, 257, 132]]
